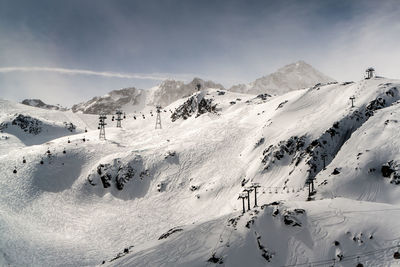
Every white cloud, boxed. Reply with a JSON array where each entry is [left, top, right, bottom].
[[0, 66, 170, 81]]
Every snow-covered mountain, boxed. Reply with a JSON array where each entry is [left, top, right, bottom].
[[2, 75, 400, 267], [146, 78, 225, 107], [71, 78, 224, 114], [230, 60, 335, 95], [71, 87, 146, 114], [21, 99, 67, 111], [68, 62, 332, 114]]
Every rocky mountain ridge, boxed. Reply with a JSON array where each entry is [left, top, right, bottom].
[[21, 99, 67, 111]]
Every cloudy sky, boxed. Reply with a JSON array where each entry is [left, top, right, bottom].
[[0, 0, 399, 106]]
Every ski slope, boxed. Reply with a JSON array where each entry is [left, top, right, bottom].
[[1, 77, 400, 266]]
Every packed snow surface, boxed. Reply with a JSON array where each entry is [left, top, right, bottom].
[[1, 77, 400, 267]]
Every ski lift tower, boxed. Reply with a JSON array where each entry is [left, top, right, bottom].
[[243, 187, 253, 210], [98, 114, 107, 140], [155, 105, 162, 129], [113, 110, 123, 128], [349, 96, 356, 108], [250, 183, 261, 207], [365, 67, 375, 79], [306, 178, 315, 200], [238, 193, 248, 214]]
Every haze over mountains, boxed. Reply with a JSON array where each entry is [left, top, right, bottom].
[[21, 61, 334, 114]]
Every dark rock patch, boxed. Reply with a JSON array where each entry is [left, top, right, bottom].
[[158, 227, 183, 240], [276, 100, 288, 110], [171, 93, 218, 122], [11, 114, 42, 135], [207, 253, 223, 264]]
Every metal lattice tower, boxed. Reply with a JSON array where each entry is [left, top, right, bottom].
[[155, 105, 162, 129], [113, 110, 123, 128], [98, 114, 107, 140]]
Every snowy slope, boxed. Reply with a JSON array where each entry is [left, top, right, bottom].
[[317, 98, 400, 204], [0, 100, 98, 154], [1, 77, 400, 267], [230, 61, 335, 95]]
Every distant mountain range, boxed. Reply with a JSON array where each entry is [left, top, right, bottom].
[[21, 99, 67, 111], [21, 61, 335, 114], [71, 87, 145, 114]]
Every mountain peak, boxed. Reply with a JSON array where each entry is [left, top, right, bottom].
[[230, 60, 335, 95], [277, 60, 316, 72]]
